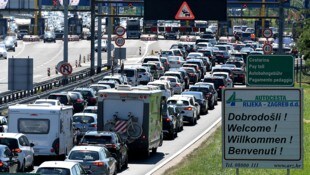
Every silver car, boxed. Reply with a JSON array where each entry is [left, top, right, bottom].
[[167, 56, 185, 68], [65, 146, 117, 175], [4, 39, 15, 52]]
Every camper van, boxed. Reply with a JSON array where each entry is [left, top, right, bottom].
[[97, 85, 163, 157], [8, 104, 75, 158]]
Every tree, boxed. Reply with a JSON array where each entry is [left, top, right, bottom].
[[296, 17, 310, 61]]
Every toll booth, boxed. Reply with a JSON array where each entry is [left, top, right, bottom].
[[143, 20, 157, 34], [30, 18, 45, 36], [68, 17, 83, 36], [0, 18, 8, 40]]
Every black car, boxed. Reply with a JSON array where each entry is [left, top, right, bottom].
[[54, 29, 64, 39], [43, 31, 56, 43], [79, 131, 129, 171], [67, 91, 87, 113], [213, 50, 230, 64], [189, 85, 215, 110], [182, 91, 208, 115], [47, 92, 73, 106], [164, 32, 178, 40], [202, 76, 228, 100], [72, 88, 97, 106], [162, 105, 183, 140]]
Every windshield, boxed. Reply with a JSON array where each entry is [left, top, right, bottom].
[[80, 135, 113, 144], [73, 116, 95, 123]]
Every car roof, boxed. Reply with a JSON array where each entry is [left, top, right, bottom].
[[85, 131, 117, 136], [73, 113, 97, 117], [38, 161, 78, 169], [0, 133, 24, 138], [70, 145, 103, 152]]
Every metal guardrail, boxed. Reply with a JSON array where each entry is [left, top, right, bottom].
[[0, 66, 113, 112]]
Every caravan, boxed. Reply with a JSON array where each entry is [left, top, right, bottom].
[[8, 104, 75, 158], [97, 85, 163, 157]]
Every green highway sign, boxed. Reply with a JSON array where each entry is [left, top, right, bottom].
[[246, 55, 294, 87]]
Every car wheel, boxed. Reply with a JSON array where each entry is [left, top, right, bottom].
[[169, 129, 175, 140], [191, 117, 196, 126], [19, 160, 25, 172], [152, 147, 157, 154], [44, 40, 46, 43], [28, 160, 34, 171], [142, 149, 150, 158], [117, 159, 122, 171], [4, 57, 7, 59], [122, 156, 128, 170]]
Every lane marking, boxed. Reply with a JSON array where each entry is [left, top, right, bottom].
[[146, 117, 222, 175]]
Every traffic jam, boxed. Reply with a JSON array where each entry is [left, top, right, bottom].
[[0, 22, 298, 174]]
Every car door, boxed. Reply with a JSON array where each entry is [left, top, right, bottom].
[[19, 136, 33, 167]]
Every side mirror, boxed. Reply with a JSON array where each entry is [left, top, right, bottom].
[[30, 143, 35, 147]]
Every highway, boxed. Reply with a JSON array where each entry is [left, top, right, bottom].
[[7, 39, 222, 174], [0, 39, 178, 92]]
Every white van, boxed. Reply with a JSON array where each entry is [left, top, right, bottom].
[[117, 67, 139, 86], [8, 104, 74, 157]]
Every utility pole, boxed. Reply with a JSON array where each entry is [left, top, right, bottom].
[[90, 0, 96, 76], [277, 0, 284, 54], [107, 1, 113, 69], [97, 3, 103, 73], [63, 0, 69, 85]]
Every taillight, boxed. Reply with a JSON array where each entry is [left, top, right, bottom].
[[90, 97, 97, 103], [13, 148, 22, 153], [76, 99, 83, 103], [91, 124, 97, 127], [166, 118, 171, 122], [175, 84, 180, 87], [93, 161, 104, 167], [240, 74, 245, 78], [159, 67, 163, 70], [206, 94, 211, 99], [177, 60, 181, 64], [0, 161, 3, 167], [184, 107, 193, 111], [219, 86, 225, 89]]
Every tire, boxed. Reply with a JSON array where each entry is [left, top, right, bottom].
[[152, 147, 157, 154], [117, 159, 122, 171], [191, 117, 196, 126], [127, 123, 142, 139], [19, 160, 25, 172], [104, 122, 115, 131], [142, 149, 150, 158], [168, 129, 175, 140], [122, 156, 128, 170], [28, 160, 34, 171]]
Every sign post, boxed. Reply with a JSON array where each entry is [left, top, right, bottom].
[[246, 55, 294, 87], [223, 88, 303, 169]]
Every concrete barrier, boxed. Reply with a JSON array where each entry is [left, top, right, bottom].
[[23, 35, 40, 42], [140, 34, 158, 41], [102, 35, 117, 41], [64, 35, 80, 41]]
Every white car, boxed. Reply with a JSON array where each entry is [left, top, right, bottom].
[[136, 66, 153, 85], [148, 80, 172, 101], [0, 47, 7, 59], [159, 76, 183, 94], [36, 161, 91, 175], [0, 133, 35, 171], [33, 99, 62, 106], [167, 95, 198, 125]]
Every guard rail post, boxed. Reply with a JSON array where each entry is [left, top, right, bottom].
[[47, 68, 51, 76], [79, 54, 82, 67]]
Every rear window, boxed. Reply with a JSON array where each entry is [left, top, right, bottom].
[[73, 116, 95, 123], [36, 168, 70, 175], [74, 90, 93, 98], [68, 150, 99, 161], [143, 58, 159, 63], [189, 87, 210, 93], [48, 95, 68, 105], [18, 119, 50, 134], [80, 135, 113, 144], [137, 68, 146, 73], [203, 78, 224, 88], [0, 138, 19, 150]]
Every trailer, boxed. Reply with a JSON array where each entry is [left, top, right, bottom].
[[97, 85, 163, 157], [8, 104, 74, 158]]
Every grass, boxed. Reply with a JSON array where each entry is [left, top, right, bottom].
[[164, 83, 310, 175]]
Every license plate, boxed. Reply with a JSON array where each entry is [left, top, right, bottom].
[[82, 165, 91, 169]]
